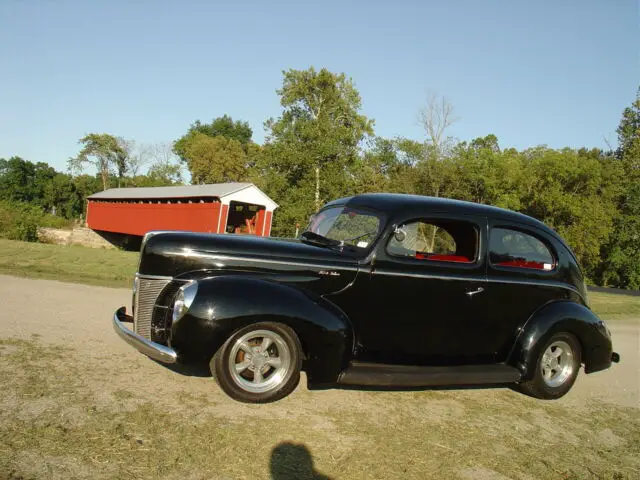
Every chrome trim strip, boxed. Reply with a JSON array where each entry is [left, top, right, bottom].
[[113, 307, 177, 364], [372, 269, 486, 283], [135, 272, 174, 281], [164, 250, 360, 272]]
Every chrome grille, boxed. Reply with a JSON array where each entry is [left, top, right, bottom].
[[134, 276, 172, 340]]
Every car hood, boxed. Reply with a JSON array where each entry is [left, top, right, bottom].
[[137, 231, 359, 295]]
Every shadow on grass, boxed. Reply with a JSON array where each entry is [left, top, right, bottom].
[[151, 359, 212, 377], [270, 442, 332, 480]]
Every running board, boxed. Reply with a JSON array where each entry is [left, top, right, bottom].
[[337, 361, 522, 387]]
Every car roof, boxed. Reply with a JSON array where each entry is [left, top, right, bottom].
[[325, 193, 561, 240]]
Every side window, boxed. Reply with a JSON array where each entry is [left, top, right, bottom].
[[490, 227, 555, 271], [387, 219, 478, 263]]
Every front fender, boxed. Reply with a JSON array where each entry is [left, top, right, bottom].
[[170, 275, 353, 384], [507, 300, 613, 379]]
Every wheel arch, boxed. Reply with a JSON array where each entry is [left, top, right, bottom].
[[507, 300, 612, 380], [169, 275, 354, 384]]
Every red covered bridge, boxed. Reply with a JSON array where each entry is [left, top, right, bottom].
[[87, 183, 278, 238]]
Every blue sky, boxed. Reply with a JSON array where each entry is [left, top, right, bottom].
[[0, 0, 638, 173]]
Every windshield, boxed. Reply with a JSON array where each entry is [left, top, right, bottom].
[[304, 206, 383, 252]]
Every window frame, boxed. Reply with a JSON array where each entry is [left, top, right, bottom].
[[488, 225, 558, 274], [384, 216, 482, 266]]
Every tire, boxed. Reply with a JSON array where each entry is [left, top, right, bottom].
[[210, 322, 303, 403], [518, 332, 581, 400]]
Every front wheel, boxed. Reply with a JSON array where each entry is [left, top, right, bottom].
[[211, 322, 302, 403], [518, 332, 581, 400]]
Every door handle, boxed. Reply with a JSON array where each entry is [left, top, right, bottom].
[[466, 287, 485, 297]]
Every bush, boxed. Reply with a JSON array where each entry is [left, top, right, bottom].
[[0, 201, 73, 242]]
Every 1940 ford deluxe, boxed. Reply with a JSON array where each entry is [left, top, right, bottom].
[[113, 193, 619, 403]]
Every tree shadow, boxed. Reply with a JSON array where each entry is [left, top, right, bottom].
[[270, 442, 332, 480]]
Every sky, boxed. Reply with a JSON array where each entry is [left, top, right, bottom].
[[0, 0, 638, 173]]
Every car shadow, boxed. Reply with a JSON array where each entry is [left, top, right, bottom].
[[151, 359, 212, 378], [315, 383, 515, 393], [270, 442, 332, 480], [150, 360, 516, 392]]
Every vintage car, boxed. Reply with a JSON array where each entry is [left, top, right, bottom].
[[113, 193, 619, 403]]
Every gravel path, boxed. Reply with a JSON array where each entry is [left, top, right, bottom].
[[0, 274, 637, 408]]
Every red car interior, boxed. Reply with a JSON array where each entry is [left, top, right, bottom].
[[415, 253, 472, 263], [495, 259, 548, 270]]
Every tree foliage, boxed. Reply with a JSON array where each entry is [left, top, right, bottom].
[[254, 67, 374, 235], [182, 133, 247, 184], [174, 115, 253, 160], [173, 115, 254, 184], [0, 156, 56, 206], [597, 89, 640, 288], [68, 133, 127, 190]]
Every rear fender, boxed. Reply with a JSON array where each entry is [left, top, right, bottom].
[[170, 275, 353, 384], [507, 300, 613, 379]]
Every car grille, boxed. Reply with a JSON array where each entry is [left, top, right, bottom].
[[134, 277, 172, 340]]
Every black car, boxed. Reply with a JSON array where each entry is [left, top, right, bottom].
[[113, 193, 619, 403]]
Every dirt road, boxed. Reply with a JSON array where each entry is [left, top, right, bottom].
[[2, 274, 636, 408], [1, 274, 638, 479]]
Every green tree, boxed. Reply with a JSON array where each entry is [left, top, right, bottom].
[[43, 173, 78, 218], [68, 133, 126, 191], [174, 115, 253, 160], [0, 156, 56, 206], [351, 138, 400, 194], [259, 67, 374, 235], [72, 174, 103, 220], [183, 133, 247, 184], [598, 89, 640, 288], [519, 147, 618, 276]]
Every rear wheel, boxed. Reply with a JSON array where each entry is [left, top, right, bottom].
[[211, 322, 302, 403], [518, 332, 581, 400]]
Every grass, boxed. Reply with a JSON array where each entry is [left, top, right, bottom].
[[0, 338, 638, 480], [589, 292, 640, 320], [0, 238, 137, 288]]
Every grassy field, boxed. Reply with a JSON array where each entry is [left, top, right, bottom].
[[0, 238, 637, 319], [589, 292, 640, 320], [0, 337, 638, 480], [0, 238, 138, 288]]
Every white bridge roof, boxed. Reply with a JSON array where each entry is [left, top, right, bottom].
[[88, 183, 278, 210]]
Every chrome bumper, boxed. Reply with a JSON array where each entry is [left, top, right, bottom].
[[112, 307, 178, 364]]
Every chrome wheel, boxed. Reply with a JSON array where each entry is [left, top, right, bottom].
[[228, 329, 292, 394], [540, 340, 574, 388]]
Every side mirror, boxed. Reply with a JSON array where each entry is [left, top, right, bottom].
[[393, 226, 406, 243]]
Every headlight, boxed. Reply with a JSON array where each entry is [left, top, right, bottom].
[[172, 282, 198, 323]]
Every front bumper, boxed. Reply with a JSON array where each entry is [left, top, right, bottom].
[[113, 307, 178, 364]]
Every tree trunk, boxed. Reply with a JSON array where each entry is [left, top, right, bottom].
[[100, 169, 108, 191], [315, 166, 320, 210]]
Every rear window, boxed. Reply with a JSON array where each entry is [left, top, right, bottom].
[[490, 227, 555, 271]]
